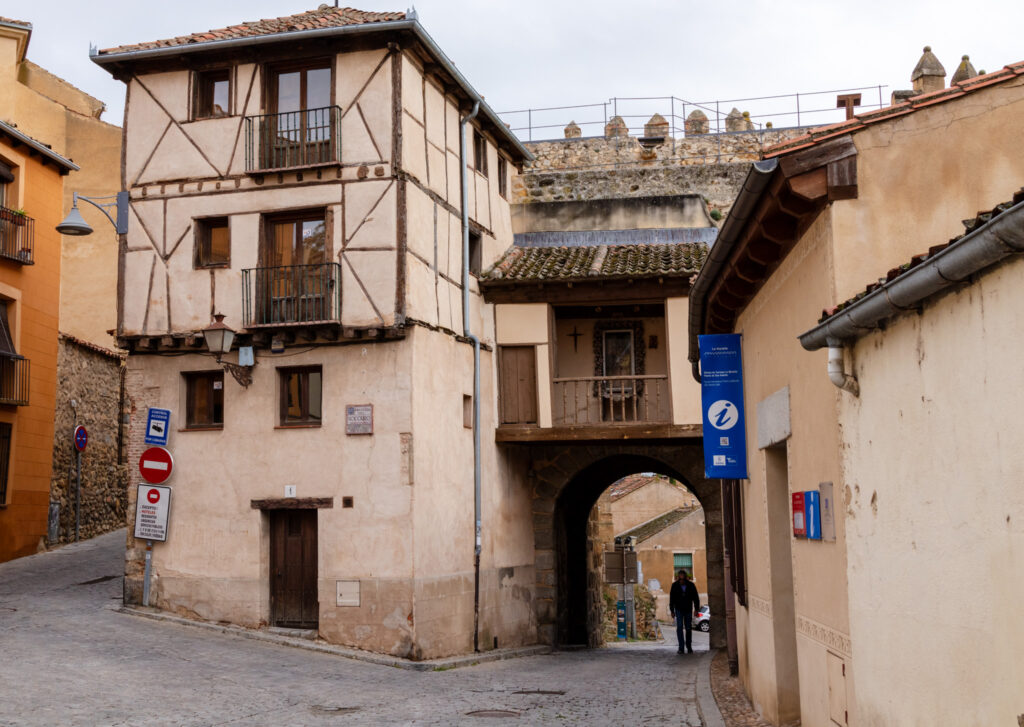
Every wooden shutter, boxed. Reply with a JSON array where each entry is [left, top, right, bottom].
[[499, 346, 537, 425]]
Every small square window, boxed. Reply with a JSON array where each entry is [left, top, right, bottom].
[[195, 70, 231, 119], [498, 157, 508, 199], [195, 217, 230, 268], [468, 230, 482, 277], [185, 371, 224, 429], [473, 131, 488, 177], [279, 366, 322, 426]]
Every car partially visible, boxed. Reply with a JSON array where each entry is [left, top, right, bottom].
[[694, 605, 710, 632]]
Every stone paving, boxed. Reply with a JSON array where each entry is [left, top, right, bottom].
[[0, 531, 720, 726]]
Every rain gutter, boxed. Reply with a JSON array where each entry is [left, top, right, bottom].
[[90, 19, 532, 163], [0, 120, 79, 172], [687, 158, 778, 381], [798, 198, 1024, 351]]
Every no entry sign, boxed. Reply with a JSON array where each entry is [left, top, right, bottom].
[[134, 484, 171, 541], [74, 425, 88, 452], [139, 446, 174, 484]]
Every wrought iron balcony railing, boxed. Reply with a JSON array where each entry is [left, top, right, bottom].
[[0, 206, 34, 265], [0, 353, 30, 406], [245, 106, 342, 173], [242, 263, 341, 327], [551, 375, 670, 425]]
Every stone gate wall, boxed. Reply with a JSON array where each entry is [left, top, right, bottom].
[[49, 335, 127, 545]]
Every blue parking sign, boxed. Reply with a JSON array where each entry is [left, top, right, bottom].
[[699, 334, 748, 479], [145, 408, 171, 446]]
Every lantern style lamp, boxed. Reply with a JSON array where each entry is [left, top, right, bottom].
[[202, 313, 254, 387], [56, 191, 129, 236]]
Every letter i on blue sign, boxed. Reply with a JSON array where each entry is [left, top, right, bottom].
[[805, 490, 821, 540]]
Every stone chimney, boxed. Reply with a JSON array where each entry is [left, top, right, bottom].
[[911, 46, 946, 93], [643, 113, 669, 139], [950, 55, 978, 85], [564, 121, 582, 139], [604, 115, 628, 139], [685, 109, 709, 135]]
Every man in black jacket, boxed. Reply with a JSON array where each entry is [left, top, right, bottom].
[[669, 569, 700, 654]]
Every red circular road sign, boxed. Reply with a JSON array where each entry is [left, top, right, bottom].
[[147, 488, 161, 504], [139, 446, 174, 484], [74, 425, 88, 452]]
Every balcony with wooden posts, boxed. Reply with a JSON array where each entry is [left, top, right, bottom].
[[0, 206, 34, 265], [0, 353, 30, 406], [244, 106, 342, 174], [242, 263, 341, 329]]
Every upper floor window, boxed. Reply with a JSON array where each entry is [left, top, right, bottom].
[[468, 230, 482, 277], [270, 61, 332, 114], [184, 371, 224, 429], [473, 131, 488, 177], [279, 366, 322, 426], [0, 159, 13, 208], [498, 156, 508, 199], [195, 217, 230, 268], [194, 69, 231, 119]]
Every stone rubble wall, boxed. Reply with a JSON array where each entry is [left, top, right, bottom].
[[49, 336, 127, 545]]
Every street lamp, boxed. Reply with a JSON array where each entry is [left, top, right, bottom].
[[56, 191, 129, 236], [201, 313, 255, 388]]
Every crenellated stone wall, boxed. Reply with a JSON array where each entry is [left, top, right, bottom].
[[49, 335, 127, 545]]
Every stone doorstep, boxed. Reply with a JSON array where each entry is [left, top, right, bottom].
[[115, 605, 551, 671]]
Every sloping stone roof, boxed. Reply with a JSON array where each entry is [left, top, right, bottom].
[[620, 506, 699, 543], [764, 60, 1024, 159], [98, 6, 404, 55], [482, 243, 707, 284], [818, 188, 1024, 324]]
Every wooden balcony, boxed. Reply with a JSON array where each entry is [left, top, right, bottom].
[[242, 263, 341, 328], [244, 106, 341, 173], [0, 206, 34, 265], [0, 353, 30, 406]]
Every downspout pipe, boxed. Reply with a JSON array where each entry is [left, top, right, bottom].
[[460, 100, 482, 653], [827, 342, 859, 397]]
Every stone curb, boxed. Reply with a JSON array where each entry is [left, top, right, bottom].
[[696, 648, 726, 727], [115, 605, 551, 671]]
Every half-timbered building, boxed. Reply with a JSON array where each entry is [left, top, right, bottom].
[[93, 7, 535, 659]]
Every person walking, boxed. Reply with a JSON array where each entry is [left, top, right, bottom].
[[669, 569, 700, 654]]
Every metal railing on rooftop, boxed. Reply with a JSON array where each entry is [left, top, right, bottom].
[[0, 206, 34, 265], [242, 263, 341, 327], [245, 106, 342, 173]]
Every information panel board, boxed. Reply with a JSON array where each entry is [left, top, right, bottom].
[[698, 334, 748, 479], [805, 490, 822, 540], [134, 484, 172, 542], [145, 408, 171, 446]]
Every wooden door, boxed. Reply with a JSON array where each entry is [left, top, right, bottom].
[[270, 509, 318, 628], [499, 345, 538, 425]]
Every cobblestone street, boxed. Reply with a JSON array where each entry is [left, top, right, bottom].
[[0, 532, 720, 726]]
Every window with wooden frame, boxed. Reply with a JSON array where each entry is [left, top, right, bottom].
[[473, 131, 488, 176], [0, 421, 10, 505], [194, 69, 231, 119], [184, 371, 224, 429], [497, 156, 508, 199], [468, 230, 482, 277], [194, 217, 230, 268], [279, 366, 322, 426]]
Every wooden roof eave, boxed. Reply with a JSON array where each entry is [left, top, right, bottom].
[[480, 273, 695, 305]]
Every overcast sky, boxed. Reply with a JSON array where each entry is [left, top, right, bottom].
[[9, 0, 1024, 139]]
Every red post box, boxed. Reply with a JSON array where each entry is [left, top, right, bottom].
[[792, 491, 806, 537]]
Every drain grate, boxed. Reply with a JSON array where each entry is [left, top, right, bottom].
[[512, 690, 565, 696], [466, 710, 520, 718], [76, 575, 119, 586]]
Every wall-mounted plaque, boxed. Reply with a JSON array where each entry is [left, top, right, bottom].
[[346, 404, 373, 435]]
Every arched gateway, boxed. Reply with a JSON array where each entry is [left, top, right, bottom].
[[520, 441, 725, 649]]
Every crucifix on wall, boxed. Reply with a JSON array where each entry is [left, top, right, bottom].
[[568, 326, 583, 352]]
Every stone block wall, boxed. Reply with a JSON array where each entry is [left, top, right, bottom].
[[49, 335, 127, 545]]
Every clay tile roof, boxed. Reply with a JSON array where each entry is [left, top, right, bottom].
[[620, 506, 698, 543], [818, 187, 1024, 324], [0, 16, 30, 27], [481, 242, 707, 284], [97, 6, 404, 55], [763, 61, 1024, 159], [609, 474, 663, 501]]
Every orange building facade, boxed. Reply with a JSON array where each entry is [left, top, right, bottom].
[[0, 120, 77, 562]]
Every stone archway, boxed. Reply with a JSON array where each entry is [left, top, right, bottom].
[[526, 441, 724, 649]]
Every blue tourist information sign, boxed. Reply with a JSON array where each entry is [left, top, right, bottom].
[[698, 334, 748, 479]]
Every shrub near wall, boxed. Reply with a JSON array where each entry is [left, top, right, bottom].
[[49, 335, 127, 544]]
